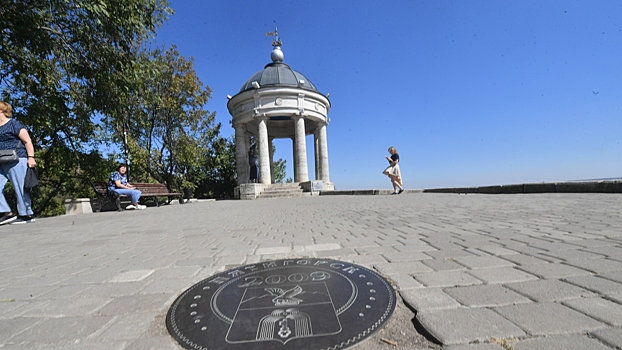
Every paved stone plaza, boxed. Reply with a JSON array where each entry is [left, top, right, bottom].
[[1, 193, 622, 349]]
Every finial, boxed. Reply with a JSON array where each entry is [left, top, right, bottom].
[[266, 28, 284, 62], [265, 28, 281, 47]]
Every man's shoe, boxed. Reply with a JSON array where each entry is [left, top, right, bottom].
[[10, 215, 35, 224], [0, 212, 16, 225], [125, 204, 136, 210]]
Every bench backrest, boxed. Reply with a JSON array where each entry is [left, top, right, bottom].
[[132, 183, 178, 195], [90, 181, 109, 197]]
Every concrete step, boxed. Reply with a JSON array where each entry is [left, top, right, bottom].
[[258, 192, 311, 199]]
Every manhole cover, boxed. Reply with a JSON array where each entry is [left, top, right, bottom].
[[167, 258, 396, 349]]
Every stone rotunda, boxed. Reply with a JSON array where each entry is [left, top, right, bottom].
[[227, 32, 334, 199]]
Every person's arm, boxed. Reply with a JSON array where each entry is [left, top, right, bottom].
[[114, 179, 135, 189], [18, 129, 36, 168]]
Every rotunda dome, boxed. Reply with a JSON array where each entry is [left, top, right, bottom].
[[239, 46, 318, 92]]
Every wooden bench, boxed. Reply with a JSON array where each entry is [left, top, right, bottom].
[[90, 181, 182, 212]]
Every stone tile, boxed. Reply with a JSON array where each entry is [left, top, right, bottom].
[[591, 327, 622, 349], [564, 258, 622, 274], [414, 271, 482, 288], [516, 263, 592, 279], [417, 308, 525, 345], [20, 297, 111, 317], [498, 254, 555, 266], [493, 302, 605, 336], [373, 261, 433, 275], [514, 334, 611, 350], [421, 258, 467, 271], [381, 251, 432, 262], [96, 294, 173, 316], [424, 249, 477, 260], [37, 343, 127, 350], [109, 270, 154, 283], [467, 267, 538, 284], [563, 275, 622, 295], [8, 316, 113, 343], [563, 297, 622, 326], [505, 279, 596, 302], [453, 256, 515, 269], [0, 317, 41, 343], [401, 288, 461, 311], [94, 313, 155, 340], [445, 344, 506, 350], [390, 274, 423, 290], [444, 284, 531, 307]]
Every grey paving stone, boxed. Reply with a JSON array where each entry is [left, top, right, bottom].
[[505, 279, 596, 302], [467, 267, 538, 284], [96, 294, 173, 316], [444, 284, 531, 307], [445, 344, 506, 350], [564, 258, 622, 274], [498, 253, 555, 266], [563, 275, 622, 295], [424, 249, 477, 260], [563, 297, 622, 326], [513, 334, 612, 350], [421, 258, 467, 271], [453, 256, 515, 269], [390, 274, 423, 290], [414, 270, 482, 288], [37, 343, 127, 350], [382, 251, 433, 262], [8, 316, 113, 343], [591, 327, 622, 349], [19, 297, 111, 317], [93, 313, 155, 341], [373, 261, 433, 275], [516, 263, 592, 279], [416, 308, 526, 345], [401, 288, 461, 311], [493, 302, 605, 336]]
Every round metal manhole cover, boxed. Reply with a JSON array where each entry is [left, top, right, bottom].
[[167, 258, 396, 349]]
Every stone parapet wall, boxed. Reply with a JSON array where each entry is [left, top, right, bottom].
[[423, 180, 622, 194]]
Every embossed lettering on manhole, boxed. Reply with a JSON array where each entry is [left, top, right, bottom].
[[167, 258, 396, 349]]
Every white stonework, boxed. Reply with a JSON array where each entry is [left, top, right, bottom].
[[228, 39, 333, 199]]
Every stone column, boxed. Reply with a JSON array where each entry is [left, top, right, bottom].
[[234, 123, 248, 185], [257, 117, 271, 184], [294, 116, 309, 182], [318, 123, 330, 182], [314, 131, 319, 180], [292, 136, 298, 182], [269, 138, 275, 184]]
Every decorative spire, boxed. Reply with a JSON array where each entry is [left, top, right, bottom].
[[266, 28, 284, 62]]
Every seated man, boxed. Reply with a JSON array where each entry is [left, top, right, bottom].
[[108, 164, 146, 210]]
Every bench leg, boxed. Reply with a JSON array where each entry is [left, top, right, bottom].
[[115, 197, 122, 211]]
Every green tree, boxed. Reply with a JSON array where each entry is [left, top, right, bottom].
[[113, 45, 220, 193], [0, 0, 172, 216]]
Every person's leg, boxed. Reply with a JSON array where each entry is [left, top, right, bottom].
[[0, 165, 11, 213], [113, 188, 139, 206], [390, 176, 398, 193], [6, 160, 33, 216]]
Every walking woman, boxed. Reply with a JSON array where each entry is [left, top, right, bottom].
[[383, 146, 404, 194], [0, 101, 37, 224]]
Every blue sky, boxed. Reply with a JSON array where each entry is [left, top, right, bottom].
[[153, 0, 622, 190]]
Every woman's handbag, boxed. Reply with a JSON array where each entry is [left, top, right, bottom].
[[24, 167, 39, 195], [0, 149, 18, 164]]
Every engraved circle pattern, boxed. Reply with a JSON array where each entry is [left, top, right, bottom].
[[167, 258, 396, 350]]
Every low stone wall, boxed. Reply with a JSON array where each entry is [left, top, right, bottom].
[[423, 181, 622, 194]]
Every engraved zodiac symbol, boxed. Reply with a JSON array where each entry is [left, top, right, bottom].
[[264, 285, 303, 306]]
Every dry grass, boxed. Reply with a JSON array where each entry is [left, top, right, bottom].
[[488, 337, 518, 350]]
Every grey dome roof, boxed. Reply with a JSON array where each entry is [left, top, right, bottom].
[[239, 47, 318, 92]]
